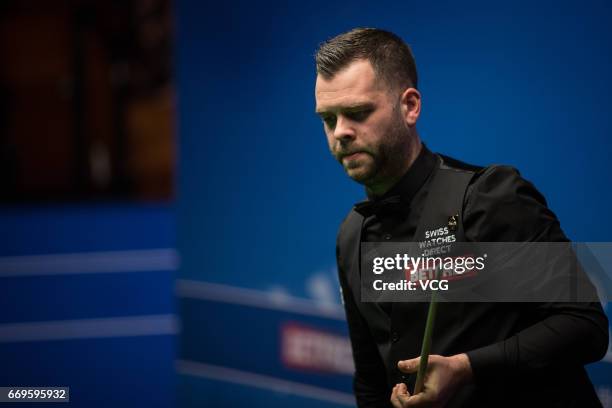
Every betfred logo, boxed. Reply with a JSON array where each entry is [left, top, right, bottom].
[[404, 254, 480, 282], [280, 322, 354, 375]]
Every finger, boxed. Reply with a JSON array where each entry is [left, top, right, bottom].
[[396, 392, 412, 407], [399, 392, 431, 407], [390, 384, 403, 408], [397, 357, 420, 373], [397, 382, 411, 397], [392, 382, 414, 407]]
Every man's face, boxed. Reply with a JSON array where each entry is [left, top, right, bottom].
[[315, 59, 409, 187]]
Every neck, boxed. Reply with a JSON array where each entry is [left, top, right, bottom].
[[365, 137, 422, 197]]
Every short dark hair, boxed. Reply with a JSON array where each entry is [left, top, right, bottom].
[[315, 27, 418, 91]]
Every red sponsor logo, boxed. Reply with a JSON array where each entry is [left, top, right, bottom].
[[404, 254, 480, 282], [280, 322, 354, 375]]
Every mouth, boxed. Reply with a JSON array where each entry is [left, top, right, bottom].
[[341, 151, 367, 162]]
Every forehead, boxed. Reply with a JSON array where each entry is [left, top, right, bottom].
[[315, 59, 385, 112]]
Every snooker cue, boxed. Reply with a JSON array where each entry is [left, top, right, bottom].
[[414, 289, 438, 394]]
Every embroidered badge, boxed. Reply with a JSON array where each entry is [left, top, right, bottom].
[[447, 214, 459, 232]]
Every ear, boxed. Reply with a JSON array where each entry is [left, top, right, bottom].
[[400, 87, 421, 127]]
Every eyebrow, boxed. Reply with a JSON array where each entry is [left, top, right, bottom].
[[315, 102, 375, 116]]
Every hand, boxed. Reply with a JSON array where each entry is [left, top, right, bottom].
[[390, 353, 472, 408]]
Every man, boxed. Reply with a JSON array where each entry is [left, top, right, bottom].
[[314, 28, 609, 407]]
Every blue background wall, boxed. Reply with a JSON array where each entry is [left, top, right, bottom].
[[1, 1, 611, 407], [176, 0, 612, 407], [0, 205, 176, 407]]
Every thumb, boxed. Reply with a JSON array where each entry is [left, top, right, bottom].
[[397, 357, 420, 373]]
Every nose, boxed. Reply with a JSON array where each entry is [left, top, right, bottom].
[[333, 116, 355, 143]]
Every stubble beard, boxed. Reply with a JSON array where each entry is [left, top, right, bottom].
[[338, 113, 411, 189]]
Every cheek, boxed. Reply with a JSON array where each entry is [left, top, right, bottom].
[[356, 127, 379, 147], [325, 131, 336, 150]]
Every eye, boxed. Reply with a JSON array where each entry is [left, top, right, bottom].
[[322, 115, 337, 129], [346, 109, 372, 122]]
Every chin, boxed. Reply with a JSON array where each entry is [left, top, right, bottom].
[[345, 167, 374, 184], [343, 157, 377, 180]]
